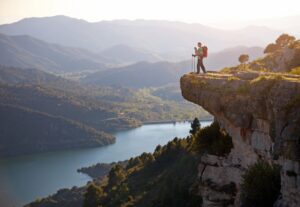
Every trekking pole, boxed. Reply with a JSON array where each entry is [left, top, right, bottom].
[[191, 55, 194, 73], [193, 57, 196, 73]]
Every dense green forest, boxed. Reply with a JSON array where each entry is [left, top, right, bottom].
[[27, 120, 233, 207], [83, 121, 233, 207]]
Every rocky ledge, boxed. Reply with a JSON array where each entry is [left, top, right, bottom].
[[181, 71, 300, 207]]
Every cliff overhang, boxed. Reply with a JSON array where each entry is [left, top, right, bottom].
[[181, 71, 300, 207]]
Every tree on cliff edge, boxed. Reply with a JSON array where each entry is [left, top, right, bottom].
[[239, 54, 249, 65], [83, 183, 103, 207], [238, 54, 249, 70], [276, 33, 296, 47], [264, 33, 296, 54], [190, 118, 201, 135]]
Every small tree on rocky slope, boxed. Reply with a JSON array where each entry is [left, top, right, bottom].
[[239, 54, 249, 70], [241, 160, 281, 207]]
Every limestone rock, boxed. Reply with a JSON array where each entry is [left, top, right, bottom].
[[180, 72, 300, 207]]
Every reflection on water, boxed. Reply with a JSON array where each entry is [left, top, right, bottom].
[[0, 121, 211, 206]]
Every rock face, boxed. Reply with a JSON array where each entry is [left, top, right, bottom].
[[181, 72, 300, 207]]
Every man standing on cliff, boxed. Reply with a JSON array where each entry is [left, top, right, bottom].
[[193, 42, 207, 74]]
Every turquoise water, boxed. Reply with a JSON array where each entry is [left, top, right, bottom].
[[0, 121, 211, 206]]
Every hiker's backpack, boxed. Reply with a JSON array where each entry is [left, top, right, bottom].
[[202, 46, 208, 58]]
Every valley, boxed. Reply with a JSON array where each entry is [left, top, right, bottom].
[[0, 13, 299, 207]]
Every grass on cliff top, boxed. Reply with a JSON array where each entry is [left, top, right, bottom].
[[289, 67, 300, 75], [220, 39, 300, 74]]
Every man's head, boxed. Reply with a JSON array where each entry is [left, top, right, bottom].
[[198, 42, 202, 47]]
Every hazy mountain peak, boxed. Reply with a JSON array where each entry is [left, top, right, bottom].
[[0, 15, 283, 58]]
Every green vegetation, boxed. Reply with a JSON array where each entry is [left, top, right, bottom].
[[220, 67, 232, 73], [241, 160, 281, 207], [227, 76, 240, 81], [190, 117, 201, 135], [276, 34, 296, 47], [264, 43, 280, 54], [0, 65, 210, 157], [238, 54, 249, 68], [0, 104, 115, 157], [220, 34, 300, 74], [289, 67, 300, 75], [84, 184, 105, 207], [81, 121, 233, 207], [264, 34, 296, 54], [193, 121, 233, 156]]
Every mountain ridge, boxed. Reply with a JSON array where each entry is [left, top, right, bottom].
[[0, 103, 115, 157], [0, 33, 109, 73], [0, 15, 282, 60], [82, 46, 264, 88]]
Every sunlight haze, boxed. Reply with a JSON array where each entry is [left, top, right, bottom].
[[1, 0, 300, 27]]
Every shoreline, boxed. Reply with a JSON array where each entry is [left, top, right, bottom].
[[142, 117, 214, 125]]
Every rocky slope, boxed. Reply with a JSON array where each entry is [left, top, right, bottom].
[[181, 71, 300, 206]]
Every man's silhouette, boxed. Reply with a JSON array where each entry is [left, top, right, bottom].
[[193, 42, 206, 74]]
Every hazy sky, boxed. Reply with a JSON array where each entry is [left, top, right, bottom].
[[1, 0, 300, 26]]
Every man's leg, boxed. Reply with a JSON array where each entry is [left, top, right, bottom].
[[200, 57, 206, 73], [197, 59, 200, 74]]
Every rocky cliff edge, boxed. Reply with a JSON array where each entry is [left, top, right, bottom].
[[181, 71, 300, 206]]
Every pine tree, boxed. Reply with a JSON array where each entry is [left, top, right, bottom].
[[190, 118, 201, 135], [83, 183, 103, 207]]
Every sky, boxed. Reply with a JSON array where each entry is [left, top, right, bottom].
[[1, 0, 300, 27]]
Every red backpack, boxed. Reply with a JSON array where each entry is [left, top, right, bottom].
[[202, 46, 208, 58]]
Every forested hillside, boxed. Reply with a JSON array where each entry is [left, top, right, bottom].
[[0, 104, 115, 157], [0, 65, 209, 156]]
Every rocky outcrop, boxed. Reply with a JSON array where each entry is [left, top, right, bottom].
[[181, 71, 300, 207]]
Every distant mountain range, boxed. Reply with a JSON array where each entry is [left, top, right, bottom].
[[202, 46, 264, 70], [0, 33, 110, 73], [82, 46, 264, 88], [0, 64, 85, 91], [82, 61, 188, 88], [223, 15, 300, 35], [100, 44, 163, 64], [0, 15, 282, 60]]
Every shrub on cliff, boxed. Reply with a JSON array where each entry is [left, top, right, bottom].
[[83, 183, 104, 207], [276, 33, 296, 47], [264, 33, 296, 54], [264, 43, 280, 54], [241, 160, 281, 207], [289, 67, 300, 75], [193, 121, 233, 156]]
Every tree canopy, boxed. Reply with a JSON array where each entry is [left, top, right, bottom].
[[239, 54, 249, 64], [264, 33, 296, 54]]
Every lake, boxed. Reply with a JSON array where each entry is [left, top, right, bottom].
[[0, 121, 211, 206]]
